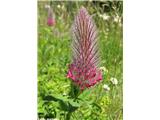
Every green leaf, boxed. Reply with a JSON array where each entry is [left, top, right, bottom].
[[92, 102, 102, 112], [59, 100, 70, 111], [68, 99, 81, 108], [43, 94, 69, 102], [78, 89, 92, 100]]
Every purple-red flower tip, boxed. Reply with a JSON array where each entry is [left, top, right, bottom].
[[67, 65, 102, 90]]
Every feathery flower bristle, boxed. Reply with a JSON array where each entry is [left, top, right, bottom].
[[67, 7, 102, 90]]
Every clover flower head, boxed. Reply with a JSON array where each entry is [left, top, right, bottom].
[[67, 7, 102, 90], [47, 7, 55, 26]]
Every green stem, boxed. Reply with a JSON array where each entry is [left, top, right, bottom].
[[66, 82, 81, 120], [66, 112, 72, 120]]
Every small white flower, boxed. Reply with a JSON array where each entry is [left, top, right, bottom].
[[110, 77, 118, 85], [103, 84, 110, 91], [45, 4, 50, 9], [102, 14, 110, 20], [57, 4, 61, 8], [100, 66, 108, 73], [114, 16, 119, 22]]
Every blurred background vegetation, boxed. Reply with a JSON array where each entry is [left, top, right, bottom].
[[38, 1, 123, 120]]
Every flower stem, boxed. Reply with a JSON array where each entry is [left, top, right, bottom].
[[66, 112, 72, 120]]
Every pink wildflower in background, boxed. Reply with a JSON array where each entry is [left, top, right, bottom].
[[47, 7, 55, 26], [67, 7, 102, 90]]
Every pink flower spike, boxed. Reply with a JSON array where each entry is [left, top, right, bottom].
[[47, 7, 55, 26], [67, 7, 102, 90]]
